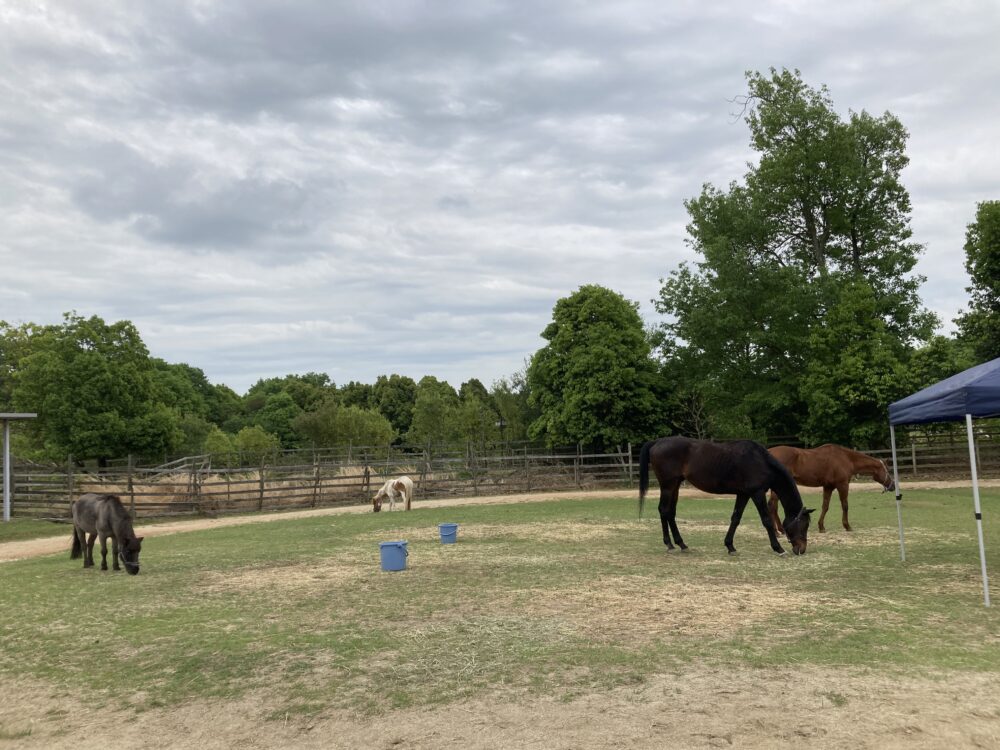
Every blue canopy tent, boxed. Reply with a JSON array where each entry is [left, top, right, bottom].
[[888, 357, 1000, 607]]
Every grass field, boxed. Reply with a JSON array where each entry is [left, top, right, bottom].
[[0, 488, 998, 747]]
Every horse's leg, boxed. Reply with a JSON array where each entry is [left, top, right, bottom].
[[80, 529, 94, 568], [657, 480, 682, 551], [111, 534, 121, 571], [838, 483, 852, 531], [752, 492, 786, 555], [817, 486, 834, 532], [767, 491, 785, 536], [99, 532, 109, 571], [723, 494, 751, 555], [666, 481, 687, 551]]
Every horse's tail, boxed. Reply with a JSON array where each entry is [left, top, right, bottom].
[[638, 440, 653, 517], [70, 528, 81, 559], [765, 451, 804, 515]]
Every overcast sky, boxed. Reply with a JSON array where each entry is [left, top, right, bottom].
[[1, 1, 995, 394]]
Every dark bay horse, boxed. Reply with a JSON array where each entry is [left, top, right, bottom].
[[70, 493, 144, 575], [767, 444, 894, 534], [639, 437, 814, 556]]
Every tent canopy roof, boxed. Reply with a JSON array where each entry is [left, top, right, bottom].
[[890, 357, 1000, 426]]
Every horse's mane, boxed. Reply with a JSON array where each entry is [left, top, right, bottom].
[[764, 452, 804, 515]]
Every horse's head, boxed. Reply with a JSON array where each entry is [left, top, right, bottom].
[[783, 508, 813, 555], [119, 536, 143, 575], [372, 491, 384, 513], [876, 461, 895, 493]]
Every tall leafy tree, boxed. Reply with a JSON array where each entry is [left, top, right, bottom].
[[407, 376, 461, 446], [657, 68, 935, 442], [10, 314, 182, 463], [372, 374, 417, 437], [956, 200, 1000, 361], [252, 391, 302, 448], [527, 285, 666, 450]]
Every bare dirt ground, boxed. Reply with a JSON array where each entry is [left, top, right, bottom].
[[1, 665, 997, 749], [2, 480, 998, 749]]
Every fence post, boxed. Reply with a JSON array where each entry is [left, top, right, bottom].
[[311, 456, 320, 507], [66, 455, 74, 509], [627, 442, 633, 488], [258, 459, 265, 512], [127, 454, 136, 520], [524, 445, 531, 492], [191, 465, 201, 515], [574, 443, 581, 488], [911, 442, 917, 476]]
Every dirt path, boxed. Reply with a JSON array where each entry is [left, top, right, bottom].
[[2, 479, 992, 564]]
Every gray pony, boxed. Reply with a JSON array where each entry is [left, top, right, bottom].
[[70, 493, 144, 575]]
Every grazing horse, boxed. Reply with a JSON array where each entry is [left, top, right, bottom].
[[639, 436, 814, 556], [70, 493, 144, 575], [372, 476, 414, 513], [767, 444, 895, 534]]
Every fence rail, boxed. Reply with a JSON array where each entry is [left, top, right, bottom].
[[6, 432, 997, 522], [7, 444, 636, 521]]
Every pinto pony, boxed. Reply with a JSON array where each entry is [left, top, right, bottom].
[[767, 444, 894, 534], [70, 493, 144, 575], [372, 476, 414, 512], [639, 436, 813, 556]]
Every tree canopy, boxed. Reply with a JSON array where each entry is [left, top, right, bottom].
[[656, 68, 936, 443], [527, 285, 667, 450]]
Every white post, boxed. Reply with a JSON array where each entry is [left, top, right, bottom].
[[3, 419, 10, 522], [965, 414, 991, 607], [889, 424, 905, 561]]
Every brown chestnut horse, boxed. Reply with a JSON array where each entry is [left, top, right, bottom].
[[767, 444, 894, 534], [639, 437, 814, 556]]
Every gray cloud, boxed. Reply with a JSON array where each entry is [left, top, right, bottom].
[[1, 0, 997, 393]]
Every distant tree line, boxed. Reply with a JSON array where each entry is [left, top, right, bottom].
[[2, 69, 997, 464]]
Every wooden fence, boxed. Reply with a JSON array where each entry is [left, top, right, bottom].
[[8, 444, 636, 520]]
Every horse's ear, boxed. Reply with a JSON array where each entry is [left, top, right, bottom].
[[803, 508, 815, 515], [136, 536, 145, 542]]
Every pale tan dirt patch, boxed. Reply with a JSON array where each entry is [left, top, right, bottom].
[[535, 574, 839, 640], [197, 561, 367, 595], [3, 666, 999, 749]]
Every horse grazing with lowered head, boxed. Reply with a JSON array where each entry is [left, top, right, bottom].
[[767, 444, 894, 534], [372, 476, 414, 513], [70, 493, 144, 575], [639, 436, 814, 556]]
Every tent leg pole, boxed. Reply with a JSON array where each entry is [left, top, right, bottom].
[[965, 415, 991, 607], [889, 424, 905, 562]]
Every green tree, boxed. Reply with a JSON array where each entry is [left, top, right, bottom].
[[372, 374, 417, 437], [527, 285, 666, 450], [293, 401, 394, 447], [657, 68, 935, 442], [798, 281, 911, 447], [203, 426, 236, 464], [234, 425, 280, 465], [490, 370, 534, 443], [407, 376, 461, 445], [339, 381, 374, 409], [956, 201, 1000, 361], [252, 391, 302, 448], [10, 314, 182, 463]]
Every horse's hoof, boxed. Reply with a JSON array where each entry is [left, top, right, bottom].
[[727, 549, 737, 556], [775, 550, 788, 557], [680, 547, 690, 553], [844, 527, 853, 532]]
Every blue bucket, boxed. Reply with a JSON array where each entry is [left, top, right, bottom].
[[379, 541, 408, 571], [438, 523, 459, 544]]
